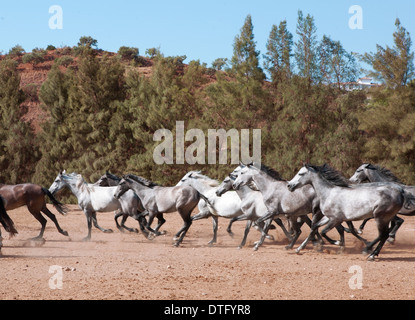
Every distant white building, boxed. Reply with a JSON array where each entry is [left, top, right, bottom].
[[342, 77, 381, 91]]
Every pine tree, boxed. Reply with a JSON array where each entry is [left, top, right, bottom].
[[358, 85, 415, 183], [264, 20, 293, 84], [318, 35, 359, 89], [294, 11, 320, 84], [0, 59, 38, 183], [66, 51, 126, 181], [360, 18, 414, 88], [33, 63, 73, 187]]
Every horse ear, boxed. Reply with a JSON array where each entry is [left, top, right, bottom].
[[62, 169, 66, 174], [366, 164, 376, 170], [188, 173, 193, 178]]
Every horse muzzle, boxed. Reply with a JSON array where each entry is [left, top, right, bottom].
[[215, 188, 225, 197], [232, 182, 241, 190], [287, 183, 297, 192]]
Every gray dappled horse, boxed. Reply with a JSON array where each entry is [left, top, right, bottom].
[[114, 175, 207, 247], [231, 163, 324, 250], [350, 163, 415, 242], [288, 164, 415, 261], [216, 173, 292, 250]]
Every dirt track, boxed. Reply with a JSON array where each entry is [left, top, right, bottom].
[[1, 204, 415, 300]]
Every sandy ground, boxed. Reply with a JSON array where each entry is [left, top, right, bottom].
[[1, 204, 415, 301]]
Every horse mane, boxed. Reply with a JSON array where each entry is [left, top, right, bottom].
[[254, 163, 285, 181], [125, 174, 159, 188], [106, 171, 121, 181], [308, 164, 350, 187], [366, 164, 404, 184]]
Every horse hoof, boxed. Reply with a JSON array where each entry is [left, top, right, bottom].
[[387, 237, 395, 244], [358, 229, 364, 235], [82, 237, 91, 242], [61, 231, 69, 237], [104, 229, 114, 234], [266, 235, 274, 241], [295, 249, 302, 254], [367, 255, 376, 261]]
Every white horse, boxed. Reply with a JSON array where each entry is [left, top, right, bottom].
[[176, 171, 244, 245], [49, 172, 144, 241]]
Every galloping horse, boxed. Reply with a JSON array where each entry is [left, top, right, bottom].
[[114, 175, 206, 247], [49, 172, 145, 241], [0, 182, 68, 241], [287, 164, 415, 260]]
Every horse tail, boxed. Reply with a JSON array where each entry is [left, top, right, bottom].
[[400, 189, 415, 215], [42, 187, 68, 216], [0, 196, 18, 237], [198, 192, 217, 214]]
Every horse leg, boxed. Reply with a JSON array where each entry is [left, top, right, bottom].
[[345, 221, 369, 246], [238, 220, 253, 249], [116, 211, 139, 233], [27, 207, 47, 242], [144, 211, 162, 239], [41, 204, 69, 237], [273, 217, 293, 241], [208, 215, 219, 246], [226, 217, 237, 237], [91, 212, 113, 233], [286, 218, 303, 250], [153, 213, 166, 235], [83, 210, 93, 241], [192, 209, 211, 221], [296, 216, 330, 254], [367, 222, 391, 261], [358, 218, 373, 234], [253, 218, 273, 251], [321, 219, 342, 246], [387, 216, 404, 244], [114, 212, 126, 232], [173, 211, 193, 247]]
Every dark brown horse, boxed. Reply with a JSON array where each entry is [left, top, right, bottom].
[[0, 183, 68, 241]]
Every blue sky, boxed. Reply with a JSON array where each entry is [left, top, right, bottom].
[[1, 0, 414, 67]]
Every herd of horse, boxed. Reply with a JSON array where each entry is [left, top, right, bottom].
[[1, 162, 415, 261]]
